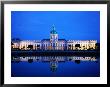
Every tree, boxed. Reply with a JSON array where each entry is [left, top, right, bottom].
[[37, 45, 40, 50], [68, 45, 71, 50], [11, 42, 14, 45], [11, 42, 14, 50], [75, 60, 80, 64], [95, 43, 100, 51], [28, 59, 33, 63], [27, 45, 33, 50], [75, 44, 80, 50], [83, 46, 85, 50]]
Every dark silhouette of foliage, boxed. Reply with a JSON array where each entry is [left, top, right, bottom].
[[95, 43, 100, 51], [27, 45, 33, 50], [75, 60, 80, 64], [75, 44, 80, 47], [28, 59, 33, 63]]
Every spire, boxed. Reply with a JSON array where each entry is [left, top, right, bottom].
[[50, 24, 57, 34], [52, 24, 55, 30]]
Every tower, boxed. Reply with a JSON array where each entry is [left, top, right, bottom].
[[50, 24, 58, 50]]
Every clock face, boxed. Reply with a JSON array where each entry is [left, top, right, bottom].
[[50, 35, 58, 42]]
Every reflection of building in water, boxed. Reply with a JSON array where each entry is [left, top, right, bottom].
[[12, 25, 97, 50], [12, 56, 97, 62], [12, 56, 98, 72], [67, 56, 97, 61], [50, 60, 58, 72]]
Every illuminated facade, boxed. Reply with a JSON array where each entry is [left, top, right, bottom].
[[12, 25, 97, 50]]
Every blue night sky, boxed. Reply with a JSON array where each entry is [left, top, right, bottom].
[[11, 11, 100, 43]]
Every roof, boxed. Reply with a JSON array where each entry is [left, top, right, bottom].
[[42, 39, 50, 41], [58, 39, 66, 41], [11, 38, 21, 42]]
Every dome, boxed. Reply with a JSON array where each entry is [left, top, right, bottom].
[[50, 25, 57, 34], [50, 30, 57, 34]]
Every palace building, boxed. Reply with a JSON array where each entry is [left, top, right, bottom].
[[11, 25, 97, 50]]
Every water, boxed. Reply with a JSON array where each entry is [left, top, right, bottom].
[[11, 56, 100, 77]]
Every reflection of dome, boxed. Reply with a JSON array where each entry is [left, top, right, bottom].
[[75, 60, 80, 64], [50, 25, 57, 34], [50, 67, 57, 72], [28, 59, 33, 63], [50, 62, 58, 72]]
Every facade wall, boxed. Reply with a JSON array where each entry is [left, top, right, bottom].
[[12, 40, 97, 50], [42, 41, 50, 50], [67, 40, 97, 50], [12, 40, 41, 50]]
